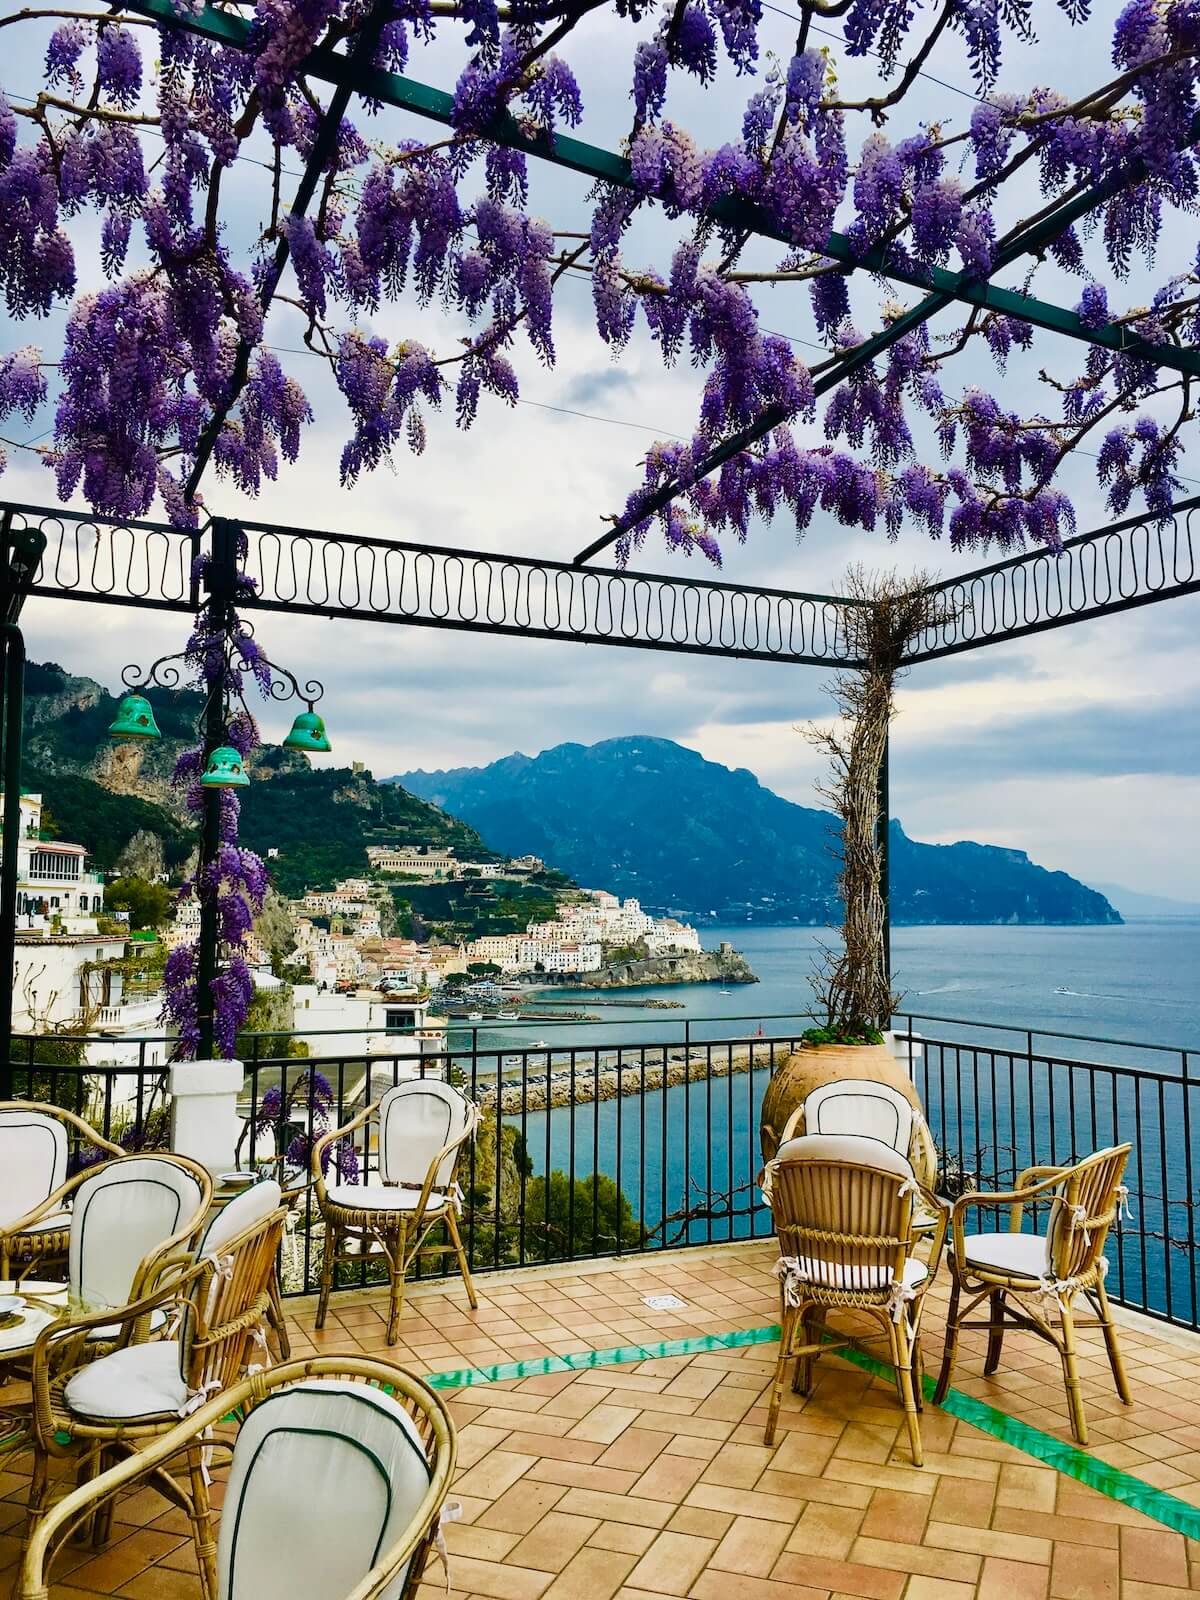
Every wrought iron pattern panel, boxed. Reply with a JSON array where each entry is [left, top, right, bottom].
[[236, 519, 865, 666], [2, 502, 199, 613], [905, 498, 1200, 662]]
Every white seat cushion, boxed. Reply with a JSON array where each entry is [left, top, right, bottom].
[[64, 1339, 187, 1421], [86, 1306, 169, 1343], [326, 1184, 449, 1213], [775, 1133, 916, 1182], [961, 1231, 1050, 1279], [783, 1254, 928, 1293]]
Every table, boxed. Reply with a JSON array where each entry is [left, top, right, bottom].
[[0, 1280, 70, 1450]]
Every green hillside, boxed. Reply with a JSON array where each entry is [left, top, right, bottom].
[[20, 662, 499, 895]]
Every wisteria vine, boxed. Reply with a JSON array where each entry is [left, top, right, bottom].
[[1, 0, 1199, 562], [160, 540, 272, 1058]]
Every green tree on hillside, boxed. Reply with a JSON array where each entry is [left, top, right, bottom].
[[105, 877, 172, 930]]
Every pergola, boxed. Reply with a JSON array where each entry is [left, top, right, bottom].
[[1, 0, 1199, 1068]]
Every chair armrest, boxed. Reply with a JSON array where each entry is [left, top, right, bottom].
[[311, 1103, 376, 1200], [778, 1106, 805, 1147], [948, 1172, 1067, 1270], [0, 1162, 114, 1242], [917, 1189, 951, 1285]]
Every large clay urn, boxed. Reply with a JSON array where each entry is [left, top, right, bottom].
[[759, 1042, 924, 1165]]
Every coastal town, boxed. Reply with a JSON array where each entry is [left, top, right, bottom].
[[5, 790, 738, 1079]]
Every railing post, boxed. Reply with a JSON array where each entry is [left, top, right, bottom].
[[195, 518, 241, 1062], [0, 625, 24, 1098]]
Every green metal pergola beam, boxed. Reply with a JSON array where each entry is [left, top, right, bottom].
[[119, 0, 1200, 383]]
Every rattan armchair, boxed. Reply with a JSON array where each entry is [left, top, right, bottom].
[[0, 1103, 125, 1282], [313, 1079, 479, 1344], [933, 1143, 1133, 1444], [26, 1187, 287, 1578], [761, 1132, 948, 1465], [18, 1356, 458, 1600]]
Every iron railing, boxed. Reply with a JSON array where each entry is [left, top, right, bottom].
[[5, 1011, 1197, 1330]]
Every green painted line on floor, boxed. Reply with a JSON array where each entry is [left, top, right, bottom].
[[421, 1325, 781, 1391], [423, 1322, 1200, 1540], [823, 1334, 1200, 1542]]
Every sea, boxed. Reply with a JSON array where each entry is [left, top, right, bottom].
[[447, 921, 1200, 1325]]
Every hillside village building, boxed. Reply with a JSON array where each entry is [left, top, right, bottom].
[[1, 792, 106, 932]]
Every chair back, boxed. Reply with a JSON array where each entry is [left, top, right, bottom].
[[215, 1377, 437, 1600], [1045, 1144, 1131, 1282], [767, 1133, 917, 1295], [182, 1199, 287, 1403], [69, 1155, 208, 1314], [195, 1179, 283, 1260], [377, 1080, 475, 1190], [803, 1082, 915, 1157], [0, 1107, 67, 1228]]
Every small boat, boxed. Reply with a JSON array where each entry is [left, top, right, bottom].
[[467, 1011, 483, 1020], [530, 1039, 549, 1049], [496, 1010, 518, 1020], [719, 989, 731, 995]]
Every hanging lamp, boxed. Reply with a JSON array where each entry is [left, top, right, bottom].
[[108, 693, 162, 742], [282, 709, 332, 753], [200, 746, 250, 789]]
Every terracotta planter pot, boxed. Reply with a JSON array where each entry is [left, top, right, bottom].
[[759, 1043, 924, 1166]]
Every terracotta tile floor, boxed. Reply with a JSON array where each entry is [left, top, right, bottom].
[[5, 1241, 1200, 1599]]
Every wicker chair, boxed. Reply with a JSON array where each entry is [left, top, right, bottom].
[[18, 1357, 457, 1600], [761, 1132, 948, 1464], [933, 1143, 1133, 1444], [26, 1184, 287, 1576], [0, 1104, 124, 1282], [313, 1080, 479, 1344]]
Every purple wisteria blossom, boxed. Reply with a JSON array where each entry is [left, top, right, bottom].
[[1, 0, 1198, 563]]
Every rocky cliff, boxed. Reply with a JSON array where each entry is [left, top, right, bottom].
[[545, 945, 758, 990]]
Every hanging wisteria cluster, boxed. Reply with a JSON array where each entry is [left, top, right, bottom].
[[1, 0, 1200, 562], [161, 542, 271, 1058]]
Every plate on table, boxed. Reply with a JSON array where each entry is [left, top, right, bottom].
[[218, 1171, 257, 1190]]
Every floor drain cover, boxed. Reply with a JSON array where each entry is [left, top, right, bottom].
[[642, 1294, 687, 1311]]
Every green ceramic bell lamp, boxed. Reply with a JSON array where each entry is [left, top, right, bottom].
[[108, 693, 162, 742], [282, 709, 332, 753], [200, 746, 250, 789]]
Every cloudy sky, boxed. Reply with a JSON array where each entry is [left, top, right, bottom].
[[2, 0, 1198, 900]]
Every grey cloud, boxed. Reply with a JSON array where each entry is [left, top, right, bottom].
[[895, 697, 1200, 785]]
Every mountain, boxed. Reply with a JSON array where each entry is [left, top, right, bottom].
[[20, 661, 497, 896], [1091, 882, 1200, 918], [396, 737, 1121, 927]]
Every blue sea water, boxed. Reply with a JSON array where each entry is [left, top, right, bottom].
[[459, 922, 1200, 1325]]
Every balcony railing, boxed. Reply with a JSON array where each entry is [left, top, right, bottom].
[[3, 1011, 1196, 1331]]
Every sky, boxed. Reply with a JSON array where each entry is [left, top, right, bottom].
[[1, 0, 1198, 900]]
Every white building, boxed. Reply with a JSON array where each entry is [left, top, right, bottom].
[[1, 792, 106, 932], [644, 919, 702, 956], [367, 845, 457, 878], [290, 985, 447, 1070]]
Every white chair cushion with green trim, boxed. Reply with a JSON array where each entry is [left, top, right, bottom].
[[216, 1379, 432, 1600], [196, 1179, 282, 1258], [0, 1110, 68, 1229], [961, 1229, 1052, 1279], [325, 1184, 450, 1214], [69, 1156, 205, 1318], [63, 1339, 187, 1422], [803, 1081, 915, 1157], [774, 1132, 917, 1182], [378, 1080, 471, 1191], [782, 1254, 928, 1293]]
